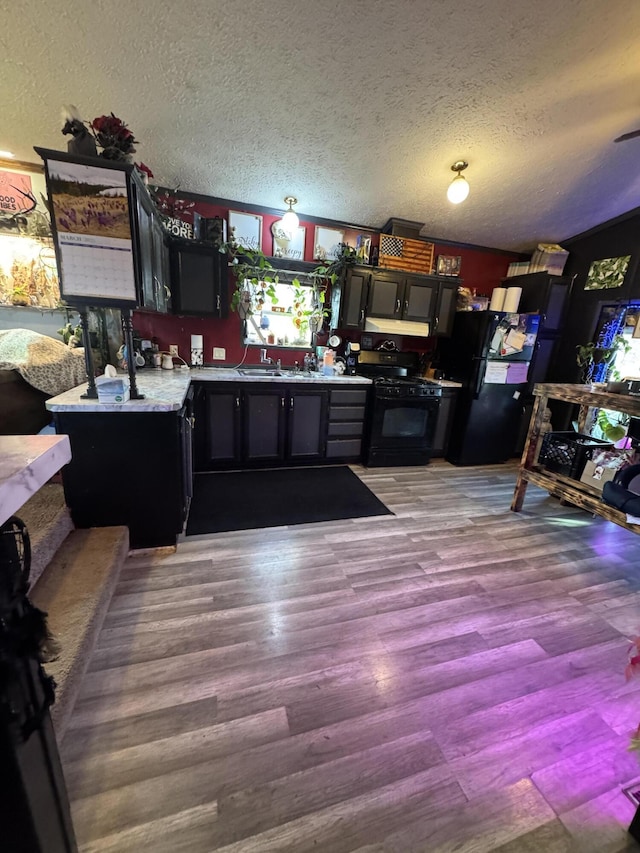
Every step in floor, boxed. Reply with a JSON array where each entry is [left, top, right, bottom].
[[16, 482, 74, 589], [30, 525, 129, 739]]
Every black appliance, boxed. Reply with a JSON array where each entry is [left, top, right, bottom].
[[438, 311, 540, 466], [357, 351, 442, 467], [345, 341, 361, 375]]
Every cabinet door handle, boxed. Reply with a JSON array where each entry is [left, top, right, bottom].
[[395, 298, 401, 313], [281, 396, 285, 408], [235, 396, 240, 409], [404, 300, 409, 315], [290, 396, 294, 411], [434, 315, 439, 331], [216, 293, 221, 311], [359, 308, 365, 324]]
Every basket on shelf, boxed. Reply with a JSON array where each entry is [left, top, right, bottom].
[[378, 234, 434, 274], [538, 431, 614, 480]]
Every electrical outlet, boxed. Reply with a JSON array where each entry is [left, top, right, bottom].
[[169, 345, 179, 357], [213, 347, 226, 360]]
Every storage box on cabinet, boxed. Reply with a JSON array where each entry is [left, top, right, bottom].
[[326, 387, 369, 461]]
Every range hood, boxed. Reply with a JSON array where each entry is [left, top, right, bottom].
[[364, 317, 431, 338]]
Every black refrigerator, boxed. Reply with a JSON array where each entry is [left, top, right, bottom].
[[438, 311, 540, 465]]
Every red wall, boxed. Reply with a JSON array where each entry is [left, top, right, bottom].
[[133, 193, 523, 365]]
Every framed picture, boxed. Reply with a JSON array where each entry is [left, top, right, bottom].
[[584, 255, 630, 291], [39, 151, 138, 306], [436, 255, 462, 276], [228, 210, 262, 251], [271, 221, 305, 260], [314, 226, 345, 261], [0, 157, 60, 308]]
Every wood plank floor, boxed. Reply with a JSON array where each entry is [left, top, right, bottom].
[[61, 461, 640, 852]]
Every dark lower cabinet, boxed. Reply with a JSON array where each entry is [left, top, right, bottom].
[[287, 388, 329, 460], [54, 397, 193, 549], [326, 388, 369, 460], [244, 387, 287, 463], [195, 382, 335, 470], [201, 385, 242, 466]]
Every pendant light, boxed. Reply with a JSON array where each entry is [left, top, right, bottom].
[[446, 161, 470, 204], [280, 196, 299, 236]]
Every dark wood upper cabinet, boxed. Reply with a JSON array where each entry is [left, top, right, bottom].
[[170, 239, 228, 318], [505, 272, 573, 334]]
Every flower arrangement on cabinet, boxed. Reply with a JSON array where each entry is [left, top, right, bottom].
[[89, 113, 138, 161], [61, 105, 140, 164]]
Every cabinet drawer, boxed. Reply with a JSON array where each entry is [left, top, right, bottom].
[[331, 389, 368, 406], [328, 421, 363, 437], [326, 438, 362, 458], [329, 405, 366, 422]]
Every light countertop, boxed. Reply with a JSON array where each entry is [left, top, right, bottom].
[[0, 435, 71, 525], [46, 367, 372, 413], [428, 379, 463, 388]]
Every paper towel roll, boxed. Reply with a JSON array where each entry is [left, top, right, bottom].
[[503, 287, 522, 313], [191, 334, 204, 349], [489, 288, 506, 311]]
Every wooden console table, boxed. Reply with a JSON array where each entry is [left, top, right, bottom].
[[511, 383, 640, 533]]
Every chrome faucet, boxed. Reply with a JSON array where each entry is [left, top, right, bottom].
[[260, 350, 282, 371]]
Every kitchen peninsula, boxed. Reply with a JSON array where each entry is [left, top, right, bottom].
[[46, 368, 373, 549]]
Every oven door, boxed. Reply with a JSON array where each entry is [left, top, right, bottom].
[[367, 395, 441, 466]]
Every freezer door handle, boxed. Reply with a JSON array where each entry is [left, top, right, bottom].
[[472, 357, 487, 399]]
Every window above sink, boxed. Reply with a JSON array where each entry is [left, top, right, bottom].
[[242, 279, 320, 350]]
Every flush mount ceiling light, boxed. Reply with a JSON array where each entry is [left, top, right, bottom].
[[0, 150, 15, 159], [446, 161, 470, 204], [280, 196, 299, 235]]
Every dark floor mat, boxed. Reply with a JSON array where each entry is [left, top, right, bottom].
[[186, 466, 393, 535]]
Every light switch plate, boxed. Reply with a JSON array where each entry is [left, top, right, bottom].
[[213, 347, 226, 360], [169, 344, 179, 356]]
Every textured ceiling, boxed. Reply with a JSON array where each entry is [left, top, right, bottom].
[[3, 0, 640, 251]]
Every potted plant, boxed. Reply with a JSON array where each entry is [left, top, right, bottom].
[[575, 334, 630, 383]]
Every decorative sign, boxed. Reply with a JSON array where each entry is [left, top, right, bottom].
[[44, 157, 138, 305], [0, 161, 60, 308], [271, 221, 305, 260], [228, 210, 262, 251], [314, 226, 344, 261], [164, 216, 193, 239]]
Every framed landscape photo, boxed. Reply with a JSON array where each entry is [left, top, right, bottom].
[[436, 255, 462, 276], [228, 210, 262, 251]]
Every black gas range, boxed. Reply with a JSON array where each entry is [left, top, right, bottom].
[[372, 375, 443, 399], [356, 352, 442, 467]]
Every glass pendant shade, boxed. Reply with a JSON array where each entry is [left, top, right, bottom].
[[280, 196, 299, 236], [447, 174, 470, 204], [280, 208, 299, 234]]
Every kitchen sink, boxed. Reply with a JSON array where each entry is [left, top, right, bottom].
[[237, 368, 318, 378]]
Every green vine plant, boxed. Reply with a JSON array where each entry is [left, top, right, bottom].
[[575, 334, 631, 383], [219, 236, 358, 328]]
